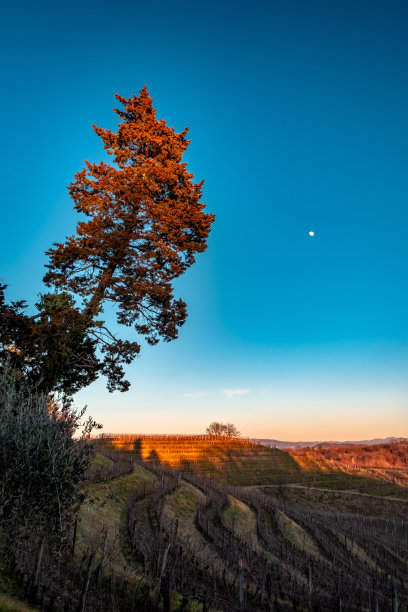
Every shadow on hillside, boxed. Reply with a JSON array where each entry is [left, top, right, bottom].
[[179, 458, 194, 473], [133, 438, 142, 460], [173, 446, 304, 486], [220, 448, 303, 485], [148, 449, 160, 466]]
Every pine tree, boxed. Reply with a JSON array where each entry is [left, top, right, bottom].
[[2, 87, 214, 393]]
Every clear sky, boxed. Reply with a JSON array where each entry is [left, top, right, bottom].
[[1, 0, 407, 440]]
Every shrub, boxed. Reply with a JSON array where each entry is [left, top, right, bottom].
[[0, 363, 96, 561]]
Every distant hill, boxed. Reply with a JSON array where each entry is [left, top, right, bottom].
[[250, 436, 408, 449]]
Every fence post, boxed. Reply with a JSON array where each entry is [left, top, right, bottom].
[[98, 528, 109, 588], [238, 558, 244, 610], [76, 552, 95, 612], [71, 515, 78, 556]]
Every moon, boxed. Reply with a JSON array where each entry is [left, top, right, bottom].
[[308, 231, 315, 237]]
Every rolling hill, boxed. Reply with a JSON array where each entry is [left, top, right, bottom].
[[5, 436, 408, 611]]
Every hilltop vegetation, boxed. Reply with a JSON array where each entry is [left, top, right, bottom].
[[291, 440, 408, 468]]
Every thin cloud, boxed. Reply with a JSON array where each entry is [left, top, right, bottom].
[[181, 391, 207, 398], [221, 388, 251, 399]]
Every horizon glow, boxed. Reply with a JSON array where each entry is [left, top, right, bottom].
[[1, 0, 407, 441]]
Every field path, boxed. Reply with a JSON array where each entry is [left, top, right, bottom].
[[253, 483, 408, 502]]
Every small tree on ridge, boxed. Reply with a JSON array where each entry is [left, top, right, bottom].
[[206, 422, 241, 438]]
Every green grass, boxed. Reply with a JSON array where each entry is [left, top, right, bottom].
[[77, 463, 156, 572], [0, 591, 40, 612], [162, 481, 231, 581], [222, 495, 260, 549], [336, 532, 376, 569], [162, 481, 211, 555], [0, 573, 40, 612], [163, 480, 205, 523], [276, 510, 325, 561], [91, 452, 114, 469]]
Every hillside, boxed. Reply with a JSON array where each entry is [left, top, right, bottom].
[[93, 434, 408, 494], [288, 441, 408, 491], [74, 447, 408, 610], [291, 440, 408, 468], [251, 436, 408, 449], [93, 435, 300, 485], [5, 441, 408, 611]]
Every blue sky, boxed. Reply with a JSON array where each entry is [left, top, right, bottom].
[[1, 0, 407, 439]]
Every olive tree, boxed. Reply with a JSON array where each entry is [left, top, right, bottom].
[[0, 363, 98, 567]]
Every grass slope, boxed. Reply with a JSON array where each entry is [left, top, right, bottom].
[[77, 463, 156, 573], [222, 496, 260, 550], [0, 592, 40, 612]]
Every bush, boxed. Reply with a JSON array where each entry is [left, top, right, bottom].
[[0, 364, 95, 560]]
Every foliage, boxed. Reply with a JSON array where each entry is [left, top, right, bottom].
[[0, 364, 96, 556], [0, 286, 100, 394], [292, 440, 408, 468], [206, 421, 240, 438], [0, 87, 214, 394]]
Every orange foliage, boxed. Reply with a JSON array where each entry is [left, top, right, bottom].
[[290, 441, 408, 469], [42, 87, 214, 392]]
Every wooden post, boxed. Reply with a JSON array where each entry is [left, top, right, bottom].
[[238, 557, 244, 610], [393, 582, 399, 612], [308, 563, 313, 609], [265, 571, 273, 611], [76, 552, 95, 612], [33, 535, 46, 589], [161, 574, 171, 612], [98, 528, 109, 588], [71, 515, 78, 556]]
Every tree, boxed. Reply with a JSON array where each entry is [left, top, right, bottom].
[[224, 422, 241, 438], [1, 87, 214, 394], [206, 422, 225, 436], [0, 363, 96, 563], [0, 287, 100, 394], [206, 422, 241, 438]]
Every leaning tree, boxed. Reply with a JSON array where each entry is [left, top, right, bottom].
[[0, 87, 214, 394]]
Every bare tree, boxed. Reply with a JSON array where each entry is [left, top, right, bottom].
[[224, 423, 240, 438], [206, 422, 240, 438], [206, 422, 225, 436]]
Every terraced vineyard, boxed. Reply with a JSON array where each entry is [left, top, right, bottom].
[[95, 434, 302, 485], [5, 438, 408, 611], [68, 436, 408, 611], [94, 434, 408, 496]]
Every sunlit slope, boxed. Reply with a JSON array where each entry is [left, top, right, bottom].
[[94, 435, 301, 485], [288, 442, 408, 494], [291, 441, 408, 469], [94, 436, 408, 491]]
